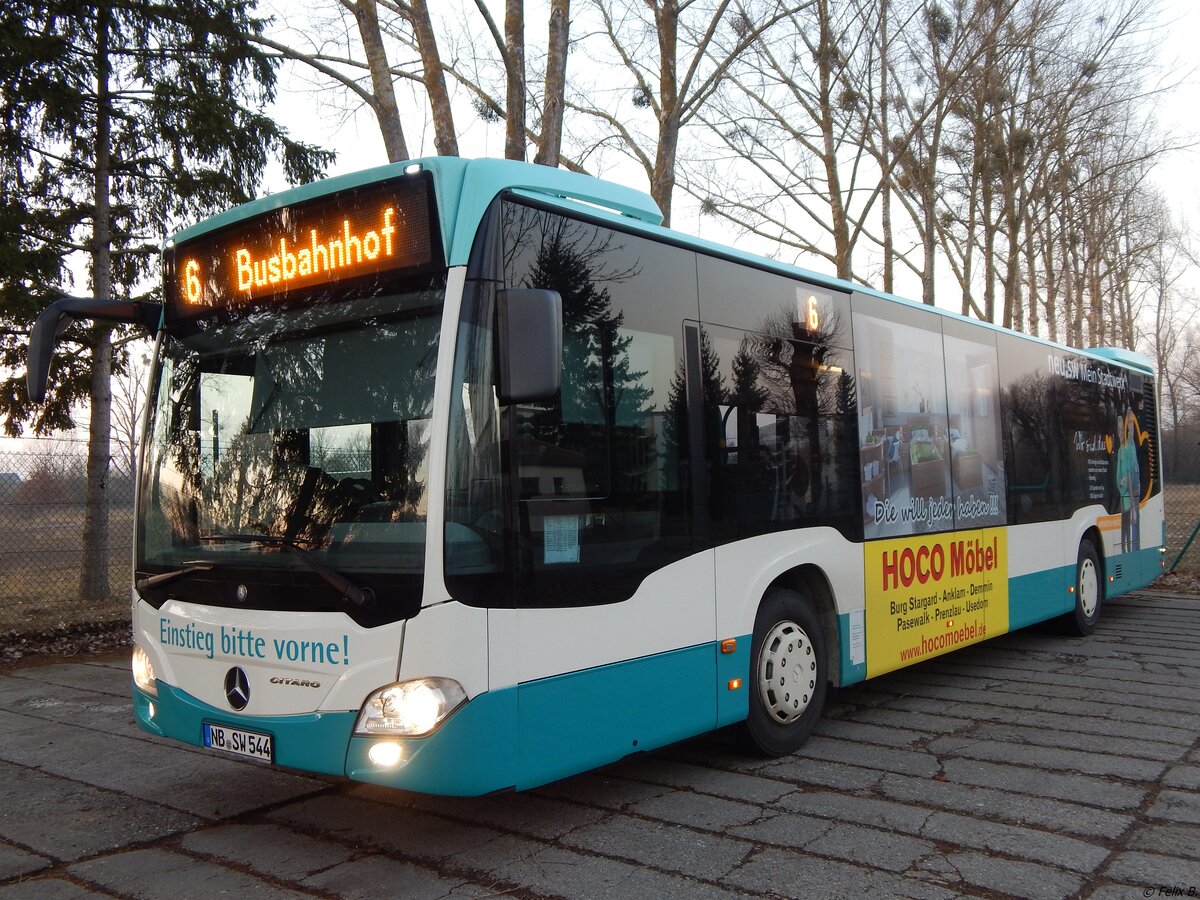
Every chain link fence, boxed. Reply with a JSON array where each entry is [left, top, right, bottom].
[[0, 437, 1198, 634], [0, 439, 134, 633], [1166, 481, 1200, 574]]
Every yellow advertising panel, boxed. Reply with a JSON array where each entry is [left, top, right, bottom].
[[865, 528, 1008, 678]]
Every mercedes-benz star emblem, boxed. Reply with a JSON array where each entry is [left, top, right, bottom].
[[224, 666, 250, 711]]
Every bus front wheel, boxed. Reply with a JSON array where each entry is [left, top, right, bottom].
[[1059, 540, 1103, 636], [737, 589, 828, 757]]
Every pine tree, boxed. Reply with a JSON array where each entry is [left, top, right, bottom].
[[0, 0, 331, 602]]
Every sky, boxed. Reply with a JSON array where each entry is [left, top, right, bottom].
[[1146, 2, 1200, 226]]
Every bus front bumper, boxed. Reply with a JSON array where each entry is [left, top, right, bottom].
[[133, 681, 517, 796]]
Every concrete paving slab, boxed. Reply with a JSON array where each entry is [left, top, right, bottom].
[[0, 842, 50, 881], [722, 846, 956, 900], [68, 847, 313, 899], [0, 762, 198, 862], [179, 823, 357, 882], [0, 679, 149, 744], [611, 757, 796, 806], [0, 878, 112, 899], [300, 854, 485, 900], [1103, 850, 1200, 887], [918, 850, 1086, 900], [625, 789, 765, 832], [561, 813, 752, 881], [927, 734, 1169, 780], [1126, 823, 1200, 861], [489, 844, 753, 900], [9, 664, 131, 698], [266, 793, 506, 863], [391, 786, 610, 841], [876, 771, 1135, 839], [0, 708, 327, 819]]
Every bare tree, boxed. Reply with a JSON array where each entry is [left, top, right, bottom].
[[571, 0, 797, 225], [687, 0, 878, 279], [111, 347, 150, 478]]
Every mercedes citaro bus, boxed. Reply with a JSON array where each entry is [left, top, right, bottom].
[[28, 157, 1165, 795]]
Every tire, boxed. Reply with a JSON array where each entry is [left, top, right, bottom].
[[736, 588, 829, 757], [1058, 540, 1103, 636]]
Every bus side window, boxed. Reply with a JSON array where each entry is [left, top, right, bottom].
[[500, 202, 696, 608], [702, 323, 859, 544]]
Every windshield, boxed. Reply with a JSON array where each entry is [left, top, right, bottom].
[[137, 287, 443, 619]]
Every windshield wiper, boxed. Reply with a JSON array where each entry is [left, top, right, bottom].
[[135, 562, 214, 592], [199, 533, 377, 609]]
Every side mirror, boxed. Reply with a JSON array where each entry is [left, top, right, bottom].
[[497, 288, 562, 404], [27, 297, 162, 403]]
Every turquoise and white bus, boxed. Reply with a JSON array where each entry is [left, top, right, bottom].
[[30, 157, 1166, 795]]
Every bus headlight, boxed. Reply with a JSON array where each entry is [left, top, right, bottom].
[[132, 645, 158, 696], [354, 678, 466, 737]]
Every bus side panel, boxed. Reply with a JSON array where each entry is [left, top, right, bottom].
[[1007, 521, 1073, 630], [514, 642, 716, 791], [510, 551, 717, 787], [511, 552, 716, 685], [1095, 494, 1167, 596]]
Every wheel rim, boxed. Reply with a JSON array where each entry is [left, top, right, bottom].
[[1079, 557, 1099, 618], [757, 620, 817, 724]]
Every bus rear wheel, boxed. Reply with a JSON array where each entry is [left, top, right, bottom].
[[737, 589, 828, 757], [1059, 540, 1103, 636]]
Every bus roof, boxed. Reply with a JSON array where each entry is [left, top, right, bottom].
[[169, 156, 1154, 376]]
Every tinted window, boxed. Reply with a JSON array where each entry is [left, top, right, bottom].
[[502, 203, 697, 607], [697, 255, 851, 343], [997, 333, 1066, 524], [703, 322, 860, 543], [941, 319, 1006, 528], [852, 294, 953, 538]]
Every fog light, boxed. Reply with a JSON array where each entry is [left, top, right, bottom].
[[354, 678, 466, 736], [132, 645, 158, 697], [368, 741, 403, 767], [146, 701, 156, 719]]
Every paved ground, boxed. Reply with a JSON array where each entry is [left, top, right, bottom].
[[0, 590, 1197, 900]]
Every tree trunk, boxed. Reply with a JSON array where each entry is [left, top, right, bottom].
[[503, 0, 526, 160], [533, 0, 569, 167], [352, 0, 408, 162], [81, 3, 113, 603], [1023, 201, 1039, 337], [650, 2, 679, 226], [815, 0, 852, 280], [981, 172, 997, 322], [409, 0, 458, 156], [879, 0, 893, 294]]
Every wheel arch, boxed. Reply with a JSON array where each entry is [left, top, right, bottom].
[[1081, 525, 1105, 579], [762, 564, 842, 688]]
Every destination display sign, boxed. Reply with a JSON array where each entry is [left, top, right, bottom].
[[166, 174, 440, 321]]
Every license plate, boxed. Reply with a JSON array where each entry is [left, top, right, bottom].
[[202, 723, 273, 762]]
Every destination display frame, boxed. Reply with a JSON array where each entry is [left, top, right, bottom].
[[163, 171, 443, 326]]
